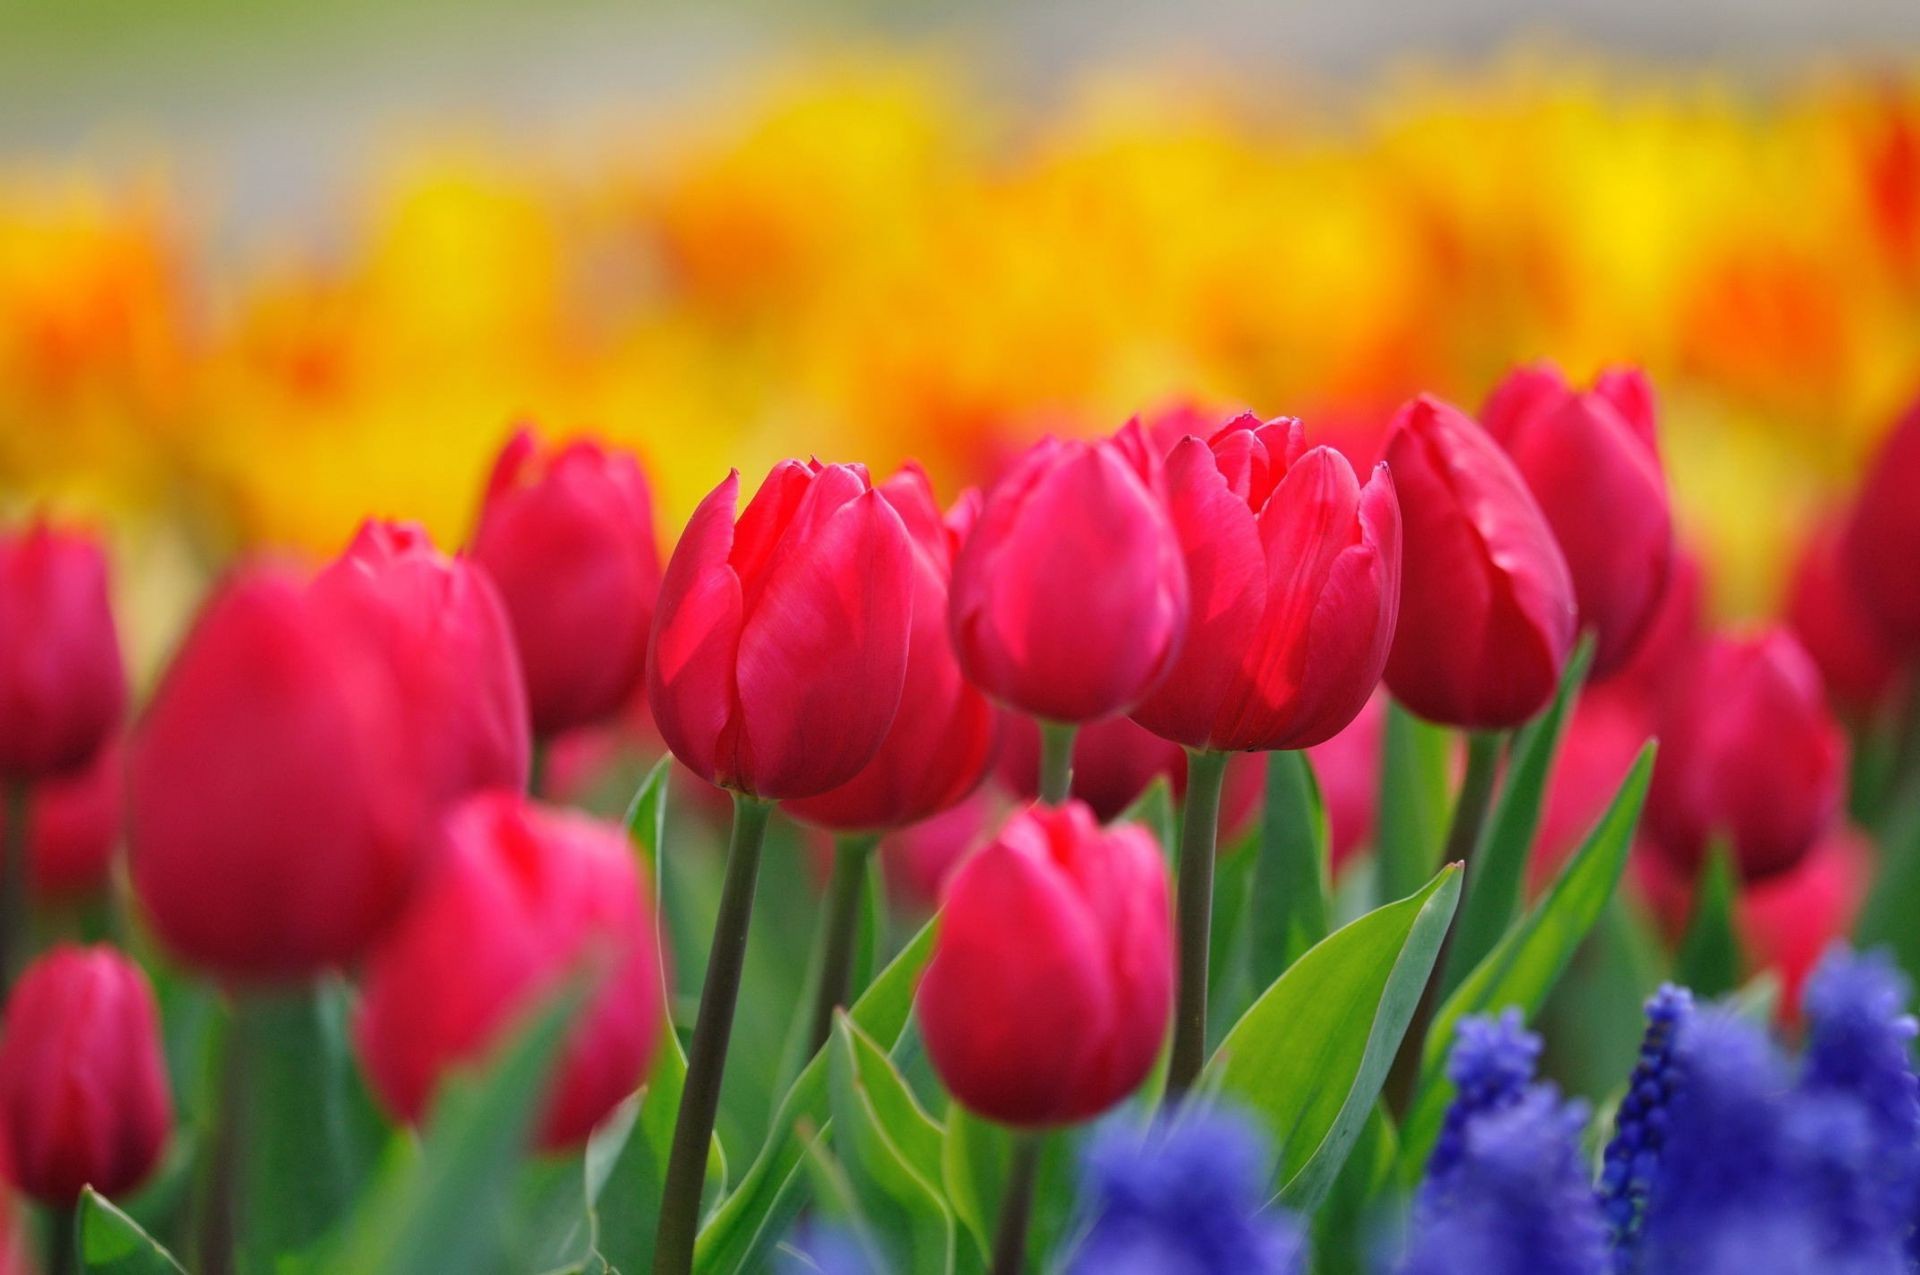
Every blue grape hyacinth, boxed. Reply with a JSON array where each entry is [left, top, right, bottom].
[[1068, 1105, 1305, 1275], [1598, 984, 1694, 1268], [1426, 1007, 1543, 1189]]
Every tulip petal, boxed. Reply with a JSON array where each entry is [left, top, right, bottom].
[[647, 473, 745, 788]]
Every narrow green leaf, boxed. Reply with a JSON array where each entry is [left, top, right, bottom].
[[1442, 637, 1594, 996], [694, 919, 937, 1274], [1375, 704, 1452, 905], [1204, 839, 1258, 1050], [622, 756, 673, 883], [826, 1016, 954, 1275], [328, 987, 581, 1275], [941, 1103, 1001, 1266], [1400, 744, 1655, 1174], [1203, 864, 1462, 1215], [1249, 749, 1332, 987], [79, 1188, 187, 1274], [1311, 1109, 1399, 1275], [1674, 844, 1744, 999], [1116, 775, 1178, 864]]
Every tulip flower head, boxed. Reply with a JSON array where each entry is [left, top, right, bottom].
[[785, 469, 997, 830], [2, 735, 122, 901], [472, 427, 663, 736], [1843, 394, 1920, 651], [0, 521, 126, 780], [129, 565, 432, 980], [949, 425, 1188, 723], [315, 518, 531, 800], [0, 945, 171, 1205], [1480, 363, 1674, 680], [1645, 627, 1846, 881], [356, 792, 666, 1150], [1787, 516, 1903, 716], [917, 801, 1172, 1127], [649, 459, 915, 800], [1130, 413, 1401, 752], [1383, 396, 1578, 730]]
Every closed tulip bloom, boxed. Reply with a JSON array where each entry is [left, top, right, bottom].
[[949, 426, 1188, 723], [471, 428, 663, 736], [786, 470, 997, 830], [0, 945, 171, 1205], [1481, 363, 1674, 679], [317, 519, 531, 797], [129, 567, 429, 980], [1788, 517, 1903, 716], [356, 793, 665, 1150], [2, 736, 122, 901], [649, 460, 914, 800], [0, 522, 126, 779], [1383, 396, 1578, 729], [1130, 413, 1401, 751], [917, 801, 1172, 1126], [878, 787, 1002, 912], [1645, 628, 1846, 881], [1844, 395, 1920, 650]]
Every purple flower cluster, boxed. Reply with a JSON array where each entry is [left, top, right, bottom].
[[1599, 984, 1694, 1266]]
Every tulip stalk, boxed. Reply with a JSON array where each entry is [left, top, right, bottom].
[[1037, 722, 1077, 804], [990, 1132, 1045, 1275], [655, 792, 776, 1275], [1166, 747, 1230, 1097], [805, 832, 881, 1055], [48, 1205, 75, 1275]]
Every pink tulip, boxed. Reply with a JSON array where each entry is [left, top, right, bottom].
[[1787, 515, 1903, 716], [0, 737, 122, 901], [1844, 393, 1920, 651], [0, 522, 125, 780]]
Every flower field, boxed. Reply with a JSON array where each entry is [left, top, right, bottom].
[[3, 46, 1920, 1275]]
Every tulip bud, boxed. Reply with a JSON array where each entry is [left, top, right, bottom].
[[129, 567, 430, 980], [917, 801, 1172, 1126], [649, 460, 914, 800], [356, 792, 665, 1150], [315, 519, 531, 797], [0, 737, 122, 901], [949, 426, 1188, 723], [1608, 544, 1707, 711], [1645, 628, 1846, 881], [1383, 396, 1578, 729], [1844, 394, 1920, 651], [0, 522, 126, 779], [0, 945, 171, 1204], [1788, 516, 1903, 716], [471, 428, 663, 736], [877, 787, 1002, 912], [1481, 364, 1674, 679], [785, 470, 998, 831], [1130, 413, 1401, 751]]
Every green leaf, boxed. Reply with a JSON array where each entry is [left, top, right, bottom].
[[1675, 844, 1744, 999], [328, 986, 581, 1275], [1400, 744, 1655, 1174], [1249, 749, 1332, 987], [230, 980, 392, 1271], [1311, 1109, 1399, 1275], [79, 1188, 187, 1274], [1203, 863, 1461, 1215], [1375, 704, 1452, 906], [1115, 775, 1178, 863], [1441, 637, 1593, 996], [622, 756, 673, 883], [941, 1104, 1001, 1266], [1204, 838, 1259, 1050], [825, 1015, 954, 1275], [694, 918, 938, 1274]]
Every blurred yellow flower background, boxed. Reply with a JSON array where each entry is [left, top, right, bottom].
[[4, 54, 1918, 670]]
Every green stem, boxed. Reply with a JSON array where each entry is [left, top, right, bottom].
[[528, 738, 550, 801], [1385, 729, 1505, 1114], [1165, 748, 1230, 1098], [191, 1007, 239, 1275], [48, 1203, 75, 1275], [805, 833, 880, 1055], [2, 779, 28, 988], [1037, 721, 1077, 805], [989, 1133, 1044, 1275], [653, 793, 775, 1275]]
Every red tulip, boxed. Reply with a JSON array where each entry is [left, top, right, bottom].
[[1787, 515, 1903, 716], [1608, 544, 1707, 711], [0, 737, 122, 901], [1844, 394, 1920, 651], [1644, 627, 1846, 881], [949, 426, 1188, 723], [129, 566, 430, 980], [0, 945, 171, 1205], [1305, 690, 1386, 872], [1529, 690, 1651, 891], [1129, 413, 1401, 751], [917, 801, 1171, 1127], [315, 519, 531, 798], [785, 470, 998, 830], [1382, 395, 1578, 729], [1481, 363, 1674, 679], [0, 522, 125, 780], [356, 792, 665, 1150], [877, 787, 1003, 912], [471, 428, 663, 736], [649, 460, 914, 800]]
